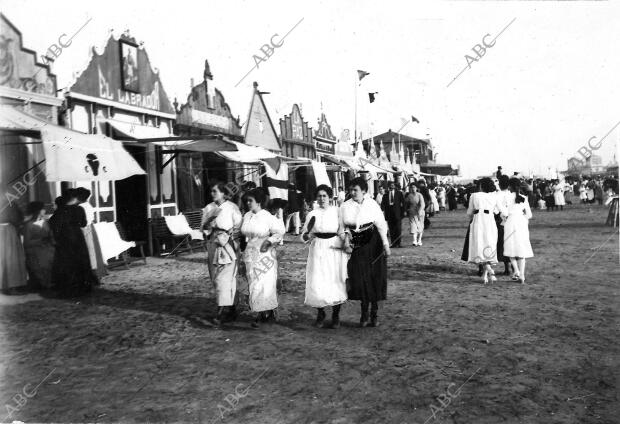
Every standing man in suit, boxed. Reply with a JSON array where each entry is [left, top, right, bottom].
[[381, 181, 405, 248]]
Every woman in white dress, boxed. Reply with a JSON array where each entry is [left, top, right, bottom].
[[465, 177, 507, 284], [579, 183, 587, 204], [586, 181, 595, 204], [301, 184, 348, 328], [504, 178, 534, 283], [201, 183, 243, 325], [553, 180, 566, 210], [240, 188, 285, 328], [404, 183, 425, 246], [340, 177, 390, 327], [429, 187, 440, 215], [437, 186, 446, 211]]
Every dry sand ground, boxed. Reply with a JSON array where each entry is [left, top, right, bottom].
[[1, 204, 619, 424]]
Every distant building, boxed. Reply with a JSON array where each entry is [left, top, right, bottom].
[[361, 129, 458, 176], [174, 59, 243, 211], [314, 112, 337, 155], [280, 104, 314, 196], [567, 153, 606, 175]]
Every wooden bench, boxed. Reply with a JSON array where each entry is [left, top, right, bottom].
[[113, 221, 147, 268], [149, 214, 207, 257], [183, 210, 208, 253]]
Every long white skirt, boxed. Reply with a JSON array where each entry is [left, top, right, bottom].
[[503, 215, 534, 258], [467, 212, 498, 264], [305, 236, 348, 308], [207, 240, 237, 306], [243, 237, 278, 312], [554, 191, 566, 206]]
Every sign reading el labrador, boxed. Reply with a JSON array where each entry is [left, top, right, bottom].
[[70, 34, 174, 114]]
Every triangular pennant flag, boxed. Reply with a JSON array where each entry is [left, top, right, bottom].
[[412, 115, 420, 124], [262, 157, 281, 174], [357, 70, 370, 81]]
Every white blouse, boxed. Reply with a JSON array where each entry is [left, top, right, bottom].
[[241, 209, 285, 244], [201, 201, 242, 234], [339, 195, 388, 236], [506, 193, 533, 219], [300, 206, 340, 240], [467, 192, 507, 217]]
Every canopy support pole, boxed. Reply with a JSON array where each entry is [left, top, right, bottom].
[[160, 152, 178, 173]]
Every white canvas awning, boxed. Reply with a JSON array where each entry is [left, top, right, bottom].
[[318, 152, 362, 171], [0, 106, 145, 182], [104, 119, 238, 152], [215, 141, 277, 164]]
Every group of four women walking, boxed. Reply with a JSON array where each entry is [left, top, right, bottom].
[[202, 177, 390, 328]]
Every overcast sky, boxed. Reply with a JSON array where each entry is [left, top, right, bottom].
[[2, 0, 619, 178]]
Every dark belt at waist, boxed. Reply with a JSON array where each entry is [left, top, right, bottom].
[[346, 222, 374, 233], [473, 209, 489, 214], [346, 223, 375, 248], [313, 232, 337, 239]]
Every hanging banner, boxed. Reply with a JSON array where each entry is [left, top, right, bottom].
[[41, 126, 145, 182], [264, 162, 289, 200]]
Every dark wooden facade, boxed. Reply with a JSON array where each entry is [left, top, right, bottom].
[[174, 60, 243, 211]]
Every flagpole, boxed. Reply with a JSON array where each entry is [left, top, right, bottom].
[[354, 74, 358, 149]]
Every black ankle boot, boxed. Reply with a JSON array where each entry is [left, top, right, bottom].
[[315, 308, 326, 327], [251, 314, 260, 328], [226, 305, 238, 322], [360, 302, 369, 327], [329, 305, 341, 329], [369, 302, 378, 327], [213, 307, 225, 325]]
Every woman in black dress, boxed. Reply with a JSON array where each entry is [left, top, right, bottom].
[[49, 190, 93, 296], [339, 177, 390, 327]]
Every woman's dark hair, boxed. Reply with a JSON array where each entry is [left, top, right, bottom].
[[243, 181, 257, 190], [498, 175, 510, 190], [54, 196, 66, 208], [212, 182, 233, 199], [509, 177, 525, 203], [26, 201, 45, 217], [246, 188, 267, 208], [75, 187, 91, 202], [479, 177, 496, 193], [419, 186, 431, 203], [349, 177, 368, 193], [64, 188, 79, 200], [315, 184, 333, 198]]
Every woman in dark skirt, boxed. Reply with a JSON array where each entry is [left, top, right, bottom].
[[496, 175, 512, 275], [339, 177, 390, 327], [49, 190, 93, 297]]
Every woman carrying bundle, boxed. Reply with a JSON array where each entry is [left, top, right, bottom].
[[201, 183, 243, 325]]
